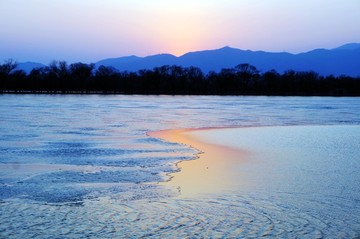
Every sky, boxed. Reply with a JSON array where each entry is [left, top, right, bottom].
[[1, 0, 359, 64]]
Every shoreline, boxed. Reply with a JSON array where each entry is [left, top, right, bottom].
[[148, 124, 360, 198], [148, 127, 251, 197], [1, 91, 359, 97]]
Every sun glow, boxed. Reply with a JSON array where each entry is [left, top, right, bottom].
[[0, 0, 359, 62], [125, 1, 228, 56]]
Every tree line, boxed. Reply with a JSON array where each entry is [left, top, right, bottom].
[[1, 59, 359, 96]]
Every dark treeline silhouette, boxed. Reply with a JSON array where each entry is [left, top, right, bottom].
[[1, 60, 359, 96]]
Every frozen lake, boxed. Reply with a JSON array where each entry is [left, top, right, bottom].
[[0, 95, 359, 238]]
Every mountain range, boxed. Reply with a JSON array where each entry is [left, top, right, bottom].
[[17, 43, 360, 77]]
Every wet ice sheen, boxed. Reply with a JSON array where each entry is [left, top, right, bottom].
[[0, 95, 360, 238]]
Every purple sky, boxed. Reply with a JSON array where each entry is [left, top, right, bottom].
[[1, 0, 359, 63]]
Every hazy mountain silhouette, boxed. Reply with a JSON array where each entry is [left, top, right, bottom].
[[15, 43, 360, 76], [16, 62, 46, 73], [333, 43, 360, 50], [96, 54, 178, 72], [95, 43, 360, 76]]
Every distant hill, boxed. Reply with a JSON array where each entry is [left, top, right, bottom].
[[16, 62, 46, 74], [333, 43, 360, 50], [96, 54, 178, 73], [15, 43, 360, 77], [95, 43, 360, 77]]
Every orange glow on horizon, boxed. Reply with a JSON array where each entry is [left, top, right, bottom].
[[1, 0, 359, 63]]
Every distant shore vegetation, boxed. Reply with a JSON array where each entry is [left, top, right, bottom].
[[1, 59, 359, 96]]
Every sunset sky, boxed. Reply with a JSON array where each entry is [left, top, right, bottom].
[[1, 0, 359, 63]]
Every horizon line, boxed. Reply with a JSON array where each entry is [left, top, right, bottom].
[[6, 42, 360, 65]]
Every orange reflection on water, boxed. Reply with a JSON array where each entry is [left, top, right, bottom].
[[149, 128, 249, 198]]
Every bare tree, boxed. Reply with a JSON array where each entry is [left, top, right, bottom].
[[0, 59, 18, 76]]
